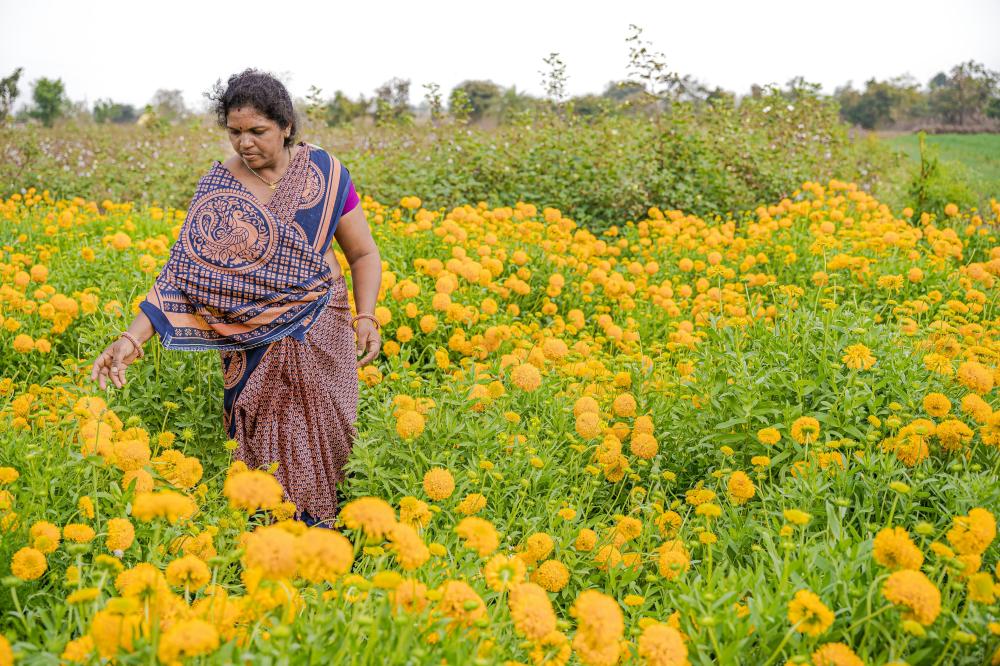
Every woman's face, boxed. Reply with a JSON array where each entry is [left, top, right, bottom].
[[226, 106, 289, 168]]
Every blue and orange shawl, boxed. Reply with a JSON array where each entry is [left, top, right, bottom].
[[139, 141, 354, 436]]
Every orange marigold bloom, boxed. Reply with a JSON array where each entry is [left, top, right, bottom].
[[790, 416, 820, 445], [787, 589, 834, 636], [882, 569, 941, 625], [872, 526, 924, 570]]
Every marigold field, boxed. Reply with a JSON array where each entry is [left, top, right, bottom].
[[0, 182, 998, 665]]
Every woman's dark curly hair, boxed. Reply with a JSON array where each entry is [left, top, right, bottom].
[[206, 68, 298, 147]]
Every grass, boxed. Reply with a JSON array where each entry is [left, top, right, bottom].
[[880, 133, 1000, 202]]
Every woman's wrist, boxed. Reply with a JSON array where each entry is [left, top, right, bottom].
[[351, 313, 381, 330]]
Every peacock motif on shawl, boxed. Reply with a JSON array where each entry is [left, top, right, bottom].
[[181, 191, 278, 273]]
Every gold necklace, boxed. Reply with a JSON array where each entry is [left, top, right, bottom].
[[242, 146, 292, 191]]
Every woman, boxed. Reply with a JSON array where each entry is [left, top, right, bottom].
[[89, 69, 383, 528]]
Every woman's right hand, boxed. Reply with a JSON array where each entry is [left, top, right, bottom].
[[90, 337, 142, 390]]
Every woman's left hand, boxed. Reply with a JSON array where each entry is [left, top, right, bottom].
[[355, 320, 381, 367]]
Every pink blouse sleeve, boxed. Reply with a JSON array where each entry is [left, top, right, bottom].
[[341, 177, 359, 215]]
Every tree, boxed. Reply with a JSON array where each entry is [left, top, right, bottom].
[[93, 98, 137, 124], [0, 67, 23, 122], [150, 89, 188, 123], [373, 77, 412, 126], [928, 60, 999, 125], [28, 77, 68, 127], [449, 80, 501, 122], [322, 90, 368, 127]]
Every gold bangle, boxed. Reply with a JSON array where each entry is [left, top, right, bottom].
[[351, 313, 381, 331]]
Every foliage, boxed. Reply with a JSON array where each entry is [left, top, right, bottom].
[[27, 77, 68, 128], [0, 67, 23, 123]]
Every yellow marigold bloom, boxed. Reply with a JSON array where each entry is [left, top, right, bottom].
[[957, 361, 993, 395], [89, 602, 141, 659], [60, 634, 94, 663], [960, 393, 992, 423], [573, 396, 600, 417], [12, 333, 34, 354], [223, 470, 284, 513], [456, 492, 487, 515], [923, 353, 953, 376], [0, 467, 20, 484], [727, 471, 756, 504], [242, 525, 298, 580], [395, 409, 425, 440], [165, 554, 211, 590], [297, 528, 354, 582], [812, 642, 863, 666], [922, 393, 951, 418], [78, 496, 95, 520], [656, 510, 682, 537], [63, 523, 96, 543], [390, 578, 428, 615], [399, 496, 432, 528], [557, 507, 577, 520], [483, 553, 526, 592], [882, 569, 941, 625], [612, 392, 637, 417], [511, 363, 542, 392], [386, 522, 430, 571], [630, 432, 658, 459], [575, 528, 598, 552], [787, 589, 834, 636], [131, 490, 196, 524], [11, 546, 47, 580], [522, 532, 555, 563], [508, 582, 556, 641], [751, 455, 771, 467], [873, 527, 924, 570], [66, 587, 100, 604], [757, 427, 781, 445], [842, 344, 876, 370], [575, 411, 602, 439], [531, 559, 569, 592], [944, 202, 959, 216], [936, 419, 973, 451], [422, 467, 455, 501], [106, 518, 135, 552], [157, 619, 220, 664], [455, 516, 499, 556], [685, 488, 716, 506], [657, 540, 690, 580], [947, 507, 996, 556], [637, 622, 688, 666], [784, 509, 812, 526], [570, 589, 624, 666], [30, 520, 61, 553], [0, 635, 13, 666], [790, 416, 821, 444], [339, 497, 397, 541], [433, 580, 486, 632]]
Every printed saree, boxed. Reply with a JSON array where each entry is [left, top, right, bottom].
[[140, 142, 360, 520]]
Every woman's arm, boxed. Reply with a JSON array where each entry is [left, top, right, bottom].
[[333, 204, 383, 366]]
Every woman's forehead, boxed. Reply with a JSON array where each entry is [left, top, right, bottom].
[[227, 106, 274, 127]]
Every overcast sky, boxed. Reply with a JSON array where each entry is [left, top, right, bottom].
[[2, 0, 998, 112]]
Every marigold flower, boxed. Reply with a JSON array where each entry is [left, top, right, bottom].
[[508, 582, 556, 641], [531, 559, 570, 592], [570, 589, 624, 666], [727, 471, 756, 504], [947, 507, 996, 556], [657, 540, 690, 580], [223, 470, 283, 513], [787, 589, 834, 636], [422, 467, 455, 501], [637, 622, 688, 666], [165, 554, 211, 590], [483, 553, 526, 592], [106, 518, 135, 552], [63, 523, 96, 543], [339, 497, 397, 541], [296, 528, 354, 582], [511, 363, 542, 392], [456, 492, 487, 516], [575, 528, 598, 551], [882, 569, 941, 625], [395, 409, 425, 439], [157, 619, 220, 664], [757, 427, 781, 445], [30, 520, 61, 553], [812, 642, 863, 666], [957, 361, 993, 395], [873, 526, 924, 570], [454, 516, 499, 556], [386, 522, 430, 571], [842, 344, 876, 370], [433, 580, 486, 632], [790, 416, 821, 444], [11, 546, 47, 580]]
